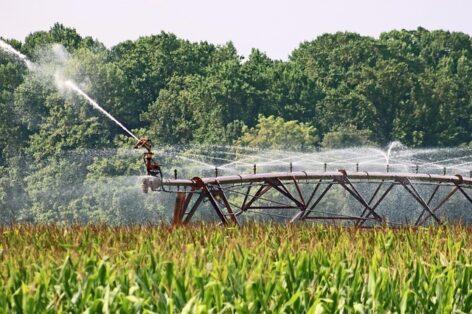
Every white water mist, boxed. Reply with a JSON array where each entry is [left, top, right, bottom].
[[0, 39, 34, 69], [155, 143, 472, 179]]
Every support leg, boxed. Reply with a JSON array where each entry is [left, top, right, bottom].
[[183, 193, 205, 224], [172, 192, 187, 225]]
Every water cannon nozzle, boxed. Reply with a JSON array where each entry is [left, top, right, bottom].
[[135, 137, 152, 153], [134, 137, 163, 185]]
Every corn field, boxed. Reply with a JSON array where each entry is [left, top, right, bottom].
[[0, 224, 471, 313]]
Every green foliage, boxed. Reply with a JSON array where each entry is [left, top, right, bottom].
[[321, 125, 374, 149], [24, 158, 87, 223], [22, 23, 102, 58], [111, 32, 217, 130], [86, 131, 148, 179], [236, 115, 318, 150], [27, 95, 109, 162], [0, 225, 471, 312]]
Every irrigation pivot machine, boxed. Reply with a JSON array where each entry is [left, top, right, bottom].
[[135, 139, 472, 227]]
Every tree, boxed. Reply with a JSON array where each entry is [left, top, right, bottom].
[[321, 125, 374, 149], [236, 115, 318, 150], [64, 47, 134, 134], [111, 32, 217, 129], [22, 23, 101, 58], [143, 43, 260, 145], [0, 45, 28, 164]]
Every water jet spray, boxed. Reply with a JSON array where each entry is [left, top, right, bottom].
[[0, 39, 34, 69]]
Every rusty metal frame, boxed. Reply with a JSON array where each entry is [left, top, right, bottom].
[[146, 170, 472, 226], [397, 178, 442, 225]]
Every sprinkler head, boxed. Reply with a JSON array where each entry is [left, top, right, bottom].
[[134, 137, 162, 178], [134, 137, 152, 153]]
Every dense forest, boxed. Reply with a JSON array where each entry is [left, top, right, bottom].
[[0, 24, 471, 224]]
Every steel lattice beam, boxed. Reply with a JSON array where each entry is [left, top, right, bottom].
[[142, 170, 472, 226]]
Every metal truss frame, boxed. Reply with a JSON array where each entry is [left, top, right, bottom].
[[150, 170, 472, 226]]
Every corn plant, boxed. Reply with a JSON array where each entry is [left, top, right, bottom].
[[0, 224, 471, 313]]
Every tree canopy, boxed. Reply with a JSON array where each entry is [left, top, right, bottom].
[[236, 115, 318, 150]]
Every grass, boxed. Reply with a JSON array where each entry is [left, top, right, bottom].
[[0, 224, 471, 313]]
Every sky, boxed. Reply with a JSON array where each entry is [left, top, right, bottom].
[[1, 0, 472, 60]]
